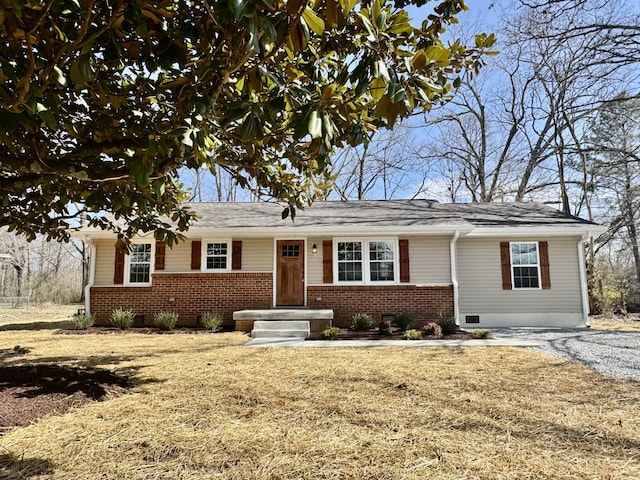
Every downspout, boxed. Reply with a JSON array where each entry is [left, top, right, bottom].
[[84, 238, 96, 315], [577, 234, 590, 327], [450, 230, 460, 326]]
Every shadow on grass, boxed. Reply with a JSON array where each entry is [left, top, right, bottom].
[[0, 320, 74, 331], [0, 454, 53, 479], [0, 364, 130, 399]]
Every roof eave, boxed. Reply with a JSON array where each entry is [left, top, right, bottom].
[[465, 225, 607, 238]]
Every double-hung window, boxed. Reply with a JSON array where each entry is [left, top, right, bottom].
[[336, 239, 396, 284], [510, 242, 540, 289], [128, 243, 152, 284], [203, 241, 229, 271]]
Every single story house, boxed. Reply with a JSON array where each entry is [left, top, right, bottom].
[[76, 200, 604, 331]]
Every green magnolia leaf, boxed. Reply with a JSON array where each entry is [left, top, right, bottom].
[[130, 161, 152, 186], [52, 66, 66, 87], [308, 110, 322, 139], [36, 104, 57, 128], [370, 77, 386, 101], [302, 7, 325, 36]]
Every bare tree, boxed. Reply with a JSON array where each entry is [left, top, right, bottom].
[[330, 125, 425, 200], [0, 230, 83, 304]]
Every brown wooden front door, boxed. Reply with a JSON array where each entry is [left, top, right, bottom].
[[276, 240, 305, 306]]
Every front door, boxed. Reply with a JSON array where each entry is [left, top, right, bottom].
[[276, 240, 305, 306]]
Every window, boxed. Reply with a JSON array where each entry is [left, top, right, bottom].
[[511, 242, 540, 289], [335, 239, 396, 284], [369, 241, 395, 281], [281, 244, 300, 257], [128, 243, 152, 284], [204, 241, 229, 270], [337, 241, 363, 281]]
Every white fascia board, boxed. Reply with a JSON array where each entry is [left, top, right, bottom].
[[465, 225, 607, 238], [174, 224, 474, 238], [74, 224, 474, 240]]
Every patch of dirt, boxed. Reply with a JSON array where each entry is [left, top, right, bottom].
[[0, 365, 129, 431], [313, 328, 473, 341]]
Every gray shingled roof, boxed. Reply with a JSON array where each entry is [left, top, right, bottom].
[[76, 200, 600, 237], [185, 200, 597, 230]]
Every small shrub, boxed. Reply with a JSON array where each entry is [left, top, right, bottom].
[[403, 329, 423, 340], [471, 329, 493, 339], [200, 312, 223, 331], [350, 313, 373, 331], [423, 322, 442, 336], [436, 313, 457, 335], [378, 320, 393, 336], [110, 308, 135, 330], [320, 326, 340, 340], [71, 313, 95, 330], [154, 311, 179, 331], [12, 345, 31, 355], [393, 312, 414, 331]]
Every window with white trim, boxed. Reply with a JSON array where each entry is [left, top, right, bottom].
[[128, 243, 152, 284], [337, 241, 363, 281], [511, 242, 540, 289], [335, 239, 397, 284], [203, 241, 229, 271]]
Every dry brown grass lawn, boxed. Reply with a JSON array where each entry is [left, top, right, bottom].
[[590, 313, 640, 331], [1, 306, 639, 479]]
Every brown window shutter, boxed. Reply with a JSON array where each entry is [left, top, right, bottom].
[[114, 247, 125, 285], [500, 242, 512, 290], [322, 240, 333, 284], [155, 241, 166, 271], [539, 241, 551, 289], [191, 240, 201, 270], [232, 241, 242, 270], [399, 239, 410, 282]]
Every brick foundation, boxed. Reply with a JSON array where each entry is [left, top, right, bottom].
[[90, 273, 273, 328], [91, 277, 453, 331], [307, 285, 454, 328]]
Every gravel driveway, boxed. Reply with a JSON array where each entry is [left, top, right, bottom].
[[490, 327, 640, 381]]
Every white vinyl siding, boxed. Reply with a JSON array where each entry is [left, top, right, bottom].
[[163, 241, 191, 272], [241, 238, 273, 271], [407, 236, 451, 284], [457, 237, 582, 314], [307, 237, 324, 284], [94, 239, 116, 285]]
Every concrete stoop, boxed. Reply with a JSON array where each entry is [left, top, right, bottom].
[[251, 320, 311, 339], [233, 309, 333, 338]]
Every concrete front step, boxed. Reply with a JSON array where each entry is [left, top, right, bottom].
[[234, 309, 334, 338], [234, 309, 333, 321], [251, 320, 310, 339]]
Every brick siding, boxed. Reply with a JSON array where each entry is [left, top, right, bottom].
[[307, 285, 454, 328], [90, 273, 273, 328], [91, 276, 453, 330]]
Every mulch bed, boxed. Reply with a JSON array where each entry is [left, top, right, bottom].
[[312, 327, 473, 341], [0, 365, 129, 431]]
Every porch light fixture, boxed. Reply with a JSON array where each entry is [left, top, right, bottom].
[[312, 243, 317, 254]]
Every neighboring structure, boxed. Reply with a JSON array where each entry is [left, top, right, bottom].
[[75, 200, 604, 329]]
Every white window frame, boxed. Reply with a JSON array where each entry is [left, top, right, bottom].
[[333, 237, 398, 285], [125, 242, 154, 285], [201, 239, 231, 272], [510, 241, 541, 290]]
